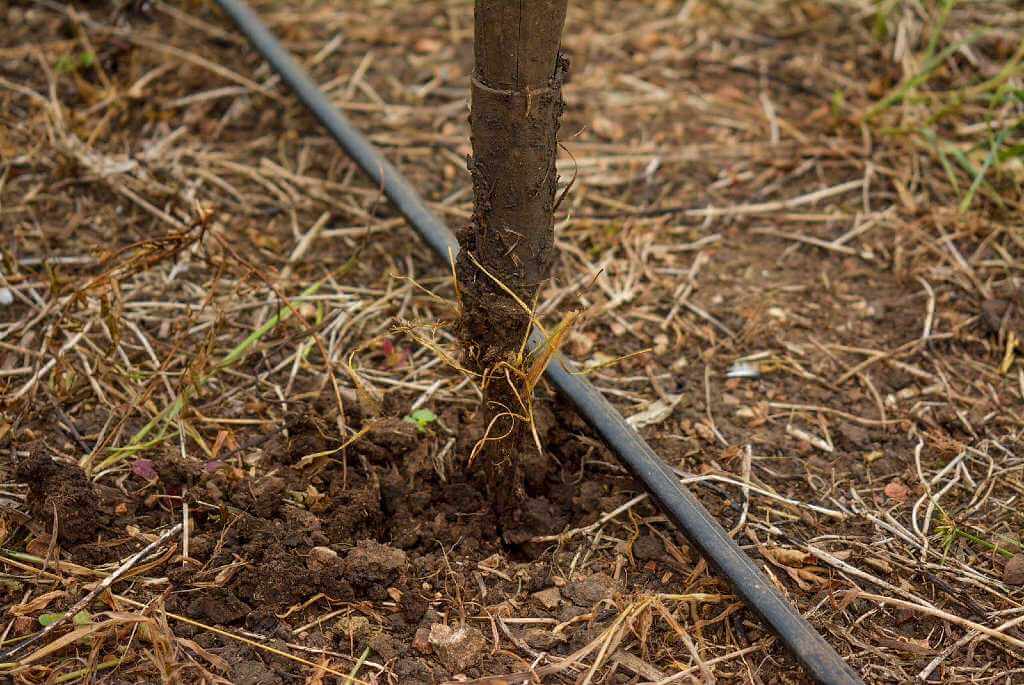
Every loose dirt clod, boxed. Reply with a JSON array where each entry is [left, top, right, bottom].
[[190, 588, 252, 625], [306, 545, 340, 572], [330, 615, 371, 644], [532, 586, 562, 610], [412, 626, 433, 654], [428, 623, 487, 673], [523, 627, 565, 650], [563, 572, 618, 606], [15, 453, 100, 545], [365, 417, 420, 456], [633, 534, 666, 561], [343, 540, 409, 591]]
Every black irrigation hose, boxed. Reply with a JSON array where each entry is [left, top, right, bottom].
[[213, 1, 863, 683]]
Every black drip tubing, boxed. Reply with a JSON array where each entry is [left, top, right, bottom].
[[212, 1, 864, 683]]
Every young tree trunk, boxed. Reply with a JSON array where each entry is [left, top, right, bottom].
[[456, 0, 569, 508]]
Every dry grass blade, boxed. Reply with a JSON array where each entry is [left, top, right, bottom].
[[7, 616, 146, 668], [0, 523, 182, 661], [849, 590, 1024, 652], [2, 0, 1022, 682], [111, 596, 368, 684], [88, 279, 326, 473]]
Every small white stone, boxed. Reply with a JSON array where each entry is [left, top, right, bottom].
[[428, 623, 486, 673], [726, 361, 760, 378], [0, 288, 13, 306]]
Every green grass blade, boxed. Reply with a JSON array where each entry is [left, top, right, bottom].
[[91, 278, 325, 473], [960, 128, 1009, 213], [920, 128, 962, 194], [865, 33, 979, 120], [922, 0, 956, 64], [945, 146, 1001, 207], [219, 280, 323, 369]]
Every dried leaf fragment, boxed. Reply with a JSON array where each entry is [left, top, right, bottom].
[[1004, 553, 1024, 585], [884, 479, 909, 503]]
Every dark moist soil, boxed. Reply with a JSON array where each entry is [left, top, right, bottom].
[[15, 452, 102, 546], [10, 390, 679, 684], [3, 1, 1022, 683]]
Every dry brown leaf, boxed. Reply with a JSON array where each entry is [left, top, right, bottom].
[[213, 562, 244, 586], [25, 538, 51, 558], [177, 635, 230, 672], [626, 395, 683, 429], [9, 590, 66, 616], [884, 479, 909, 503], [836, 589, 860, 612], [1004, 553, 1024, 585], [762, 546, 811, 568], [784, 565, 828, 591], [21, 615, 151, 664]]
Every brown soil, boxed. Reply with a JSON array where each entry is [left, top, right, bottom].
[[1, 1, 1022, 684], [15, 452, 101, 546]]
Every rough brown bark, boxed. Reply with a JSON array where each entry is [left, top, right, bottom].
[[457, 0, 569, 368], [456, 0, 569, 509]]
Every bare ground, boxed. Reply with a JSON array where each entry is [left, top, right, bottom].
[[1, 0, 1023, 683]]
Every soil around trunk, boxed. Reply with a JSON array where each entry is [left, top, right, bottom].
[[2, 1, 1022, 683]]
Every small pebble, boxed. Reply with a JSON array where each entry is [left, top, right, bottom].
[[428, 623, 486, 673], [532, 586, 562, 610], [563, 572, 617, 606]]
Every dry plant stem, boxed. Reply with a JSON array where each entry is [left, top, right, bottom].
[[852, 591, 1024, 653], [111, 595, 366, 684], [1, 523, 183, 661], [455, 0, 569, 505]]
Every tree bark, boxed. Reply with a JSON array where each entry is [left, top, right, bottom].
[[457, 0, 569, 369], [456, 0, 569, 509]]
